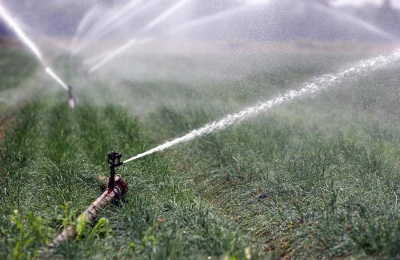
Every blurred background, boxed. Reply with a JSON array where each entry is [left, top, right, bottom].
[[0, 0, 399, 40]]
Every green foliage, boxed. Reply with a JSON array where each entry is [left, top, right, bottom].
[[54, 202, 76, 231], [0, 210, 50, 260], [0, 49, 37, 92]]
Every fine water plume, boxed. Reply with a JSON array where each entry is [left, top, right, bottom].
[[0, 4, 70, 92], [312, 2, 397, 41], [45, 68, 69, 91], [0, 4, 43, 63], [141, 0, 190, 32], [69, 7, 102, 56], [85, 0, 398, 75], [87, 0, 191, 74], [84, 2, 263, 72], [70, 0, 156, 57], [123, 48, 400, 164], [86, 0, 143, 39], [82, 4, 251, 67], [82, 5, 251, 67], [168, 4, 256, 37], [87, 37, 155, 74]]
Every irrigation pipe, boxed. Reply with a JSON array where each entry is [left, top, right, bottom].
[[48, 152, 127, 247]]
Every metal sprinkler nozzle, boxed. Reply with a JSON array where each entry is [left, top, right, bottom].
[[107, 151, 123, 191], [67, 85, 76, 108]]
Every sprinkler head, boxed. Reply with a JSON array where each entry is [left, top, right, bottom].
[[108, 151, 123, 166], [67, 85, 76, 108], [107, 151, 124, 191]]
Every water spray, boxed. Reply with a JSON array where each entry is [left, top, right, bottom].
[[313, 2, 397, 41], [84, 3, 252, 70], [70, 0, 149, 57], [116, 48, 400, 165], [85, 1, 398, 74], [44, 67, 69, 91], [0, 4, 75, 107], [0, 4, 43, 63], [87, 0, 190, 73], [87, 37, 154, 74]]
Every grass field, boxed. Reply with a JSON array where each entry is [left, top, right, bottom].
[[1, 44, 400, 259]]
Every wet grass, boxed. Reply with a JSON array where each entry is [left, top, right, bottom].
[[0, 49, 37, 93], [159, 110, 400, 259], [0, 99, 256, 259], [1, 47, 400, 259], [150, 63, 400, 258]]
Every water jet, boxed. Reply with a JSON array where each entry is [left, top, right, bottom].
[[0, 3, 73, 106], [121, 48, 400, 164]]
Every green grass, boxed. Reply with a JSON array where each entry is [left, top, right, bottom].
[[164, 114, 400, 258], [0, 49, 38, 93], [0, 100, 256, 259], [1, 45, 400, 259]]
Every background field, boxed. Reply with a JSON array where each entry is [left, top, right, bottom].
[[1, 42, 400, 259]]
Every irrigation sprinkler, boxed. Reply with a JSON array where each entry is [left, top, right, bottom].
[[67, 85, 76, 109], [107, 151, 124, 192], [48, 151, 127, 247]]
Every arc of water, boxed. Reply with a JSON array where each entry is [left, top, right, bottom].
[[88, 0, 191, 73], [87, 1, 398, 74], [87, 37, 155, 74], [94, 0, 143, 35], [69, 7, 102, 54], [84, 4, 253, 67], [0, 4, 43, 63], [71, 0, 156, 57], [45, 68, 69, 91], [142, 0, 189, 32], [123, 48, 400, 164], [0, 4, 69, 91], [314, 3, 397, 40], [168, 4, 253, 35]]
